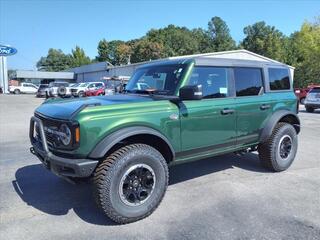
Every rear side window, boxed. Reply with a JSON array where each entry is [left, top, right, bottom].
[[268, 68, 290, 90], [234, 68, 263, 97]]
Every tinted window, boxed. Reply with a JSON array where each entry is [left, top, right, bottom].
[[234, 68, 263, 97], [269, 68, 290, 90], [188, 67, 229, 98]]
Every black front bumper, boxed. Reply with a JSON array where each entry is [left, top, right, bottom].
[[29, 116, 98, 178]]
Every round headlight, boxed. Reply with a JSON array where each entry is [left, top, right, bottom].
[[59, 124, 71, 145]]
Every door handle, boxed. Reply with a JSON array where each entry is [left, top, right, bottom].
[[221, 108, 235, 115], [260, 104, 271, 110]]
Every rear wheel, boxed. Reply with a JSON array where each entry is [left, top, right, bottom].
[[306, 106, 314, 113], [14, 89, 20, 94], [93, 144, 168, 224], [258, 122, 298, 172]]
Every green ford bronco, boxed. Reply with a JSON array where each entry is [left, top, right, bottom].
[[30, 57, 300, 223]]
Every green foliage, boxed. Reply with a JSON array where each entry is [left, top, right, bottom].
[[241, 21, 286, 62], [130, 39, 165, 63], [70, 46, 91, 68], [207, 16, 236, 51], [37, 48, 72, 71], [289, 20, 320, 87]]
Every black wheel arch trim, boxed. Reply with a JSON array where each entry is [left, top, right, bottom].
[[89, 126, 175, 159], [259, 110, 300, 143]]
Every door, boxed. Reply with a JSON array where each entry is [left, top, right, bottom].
[[180, 66, 236, 157], [233, 67, 271, 148]]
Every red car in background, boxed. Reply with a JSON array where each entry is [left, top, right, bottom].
[[85, 82, 105, 97], [295, 84, 320, 104]]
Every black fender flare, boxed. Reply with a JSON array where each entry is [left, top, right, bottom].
[[89, 126, 175, 159], [259, 110, 300, 143]]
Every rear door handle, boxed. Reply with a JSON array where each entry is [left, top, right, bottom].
[[260, 104, 271, 110], [221, 108, 235, 115]]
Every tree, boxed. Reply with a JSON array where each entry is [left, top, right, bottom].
[[131, 39, 165, 63], [207, 16, 236, 51], [37, 48, 72, 71], [241, 21, 286, 61], [96, 38, 109, 62], [289, 20, 320, 87], [70, 46, 91, 68], [114, 43, 132, 65], [146, 25, 201, 56]]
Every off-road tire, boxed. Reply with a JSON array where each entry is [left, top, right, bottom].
[[306, 106, 314, 113], [258, 122, 298, 172], [93, 144, 169, 224], [14, 89, 20, 94]]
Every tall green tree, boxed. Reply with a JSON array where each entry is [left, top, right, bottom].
[[131, 39, 165, 63], [241, 21, 286, 61], [146, 25, 201, 56], [70, 46, 91, 68], [207, 16, 236, 51], [289, 20, 320, 87], [37, 48, 72, 71], [96, 38, 109, 62]]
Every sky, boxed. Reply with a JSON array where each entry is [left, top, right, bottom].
[[1, 0, 320, 70]]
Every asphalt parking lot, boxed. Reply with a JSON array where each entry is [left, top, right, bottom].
[[0, 94, 319, 240]]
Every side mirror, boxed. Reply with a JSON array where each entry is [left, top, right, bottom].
[[179, 85, 203, 100]]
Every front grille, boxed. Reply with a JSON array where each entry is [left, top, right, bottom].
[[71, 89, 78, 93], [35, 113, 63, 148]]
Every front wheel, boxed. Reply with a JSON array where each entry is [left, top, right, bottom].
[[78, 91, 85, 97], [93, 144, 169, 224], [258, 122, 298, 172], [14, 89, 20, 94]]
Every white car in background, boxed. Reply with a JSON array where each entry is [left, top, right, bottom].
[[9, 82, 38, 94], [70, 82, 104, 97], [66, 83, 80, 96]]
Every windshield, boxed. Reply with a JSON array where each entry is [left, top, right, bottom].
[[79, 83, 89, 87], [70, 83, 80, 87], [125, 64, 188, 95]]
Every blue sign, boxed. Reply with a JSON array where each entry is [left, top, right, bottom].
[[0, 45, 17, 56]]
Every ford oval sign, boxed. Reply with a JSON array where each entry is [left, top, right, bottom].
[[0, 45, 18, 56]]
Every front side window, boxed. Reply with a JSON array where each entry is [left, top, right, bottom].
[[234, 68, 263, 97], [268, 68, 290, 90], [187, 66, 229, 98], [126, 64, 188, 95]]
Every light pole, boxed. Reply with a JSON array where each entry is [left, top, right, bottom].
[[0, 45, 18, 94]]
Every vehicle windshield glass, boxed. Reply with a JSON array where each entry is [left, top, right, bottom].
[[79, 83, 89, 87], [70, 83, 80, 87], [310, 87, 320, 93], [125, 64, 188, 95]]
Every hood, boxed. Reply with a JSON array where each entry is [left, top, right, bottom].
[[35, 94, 153, 120]]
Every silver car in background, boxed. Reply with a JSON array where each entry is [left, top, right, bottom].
[[305, 87, 320, 113]]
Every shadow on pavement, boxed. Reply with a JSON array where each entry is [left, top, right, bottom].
[[13, 152, 266, 225]]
